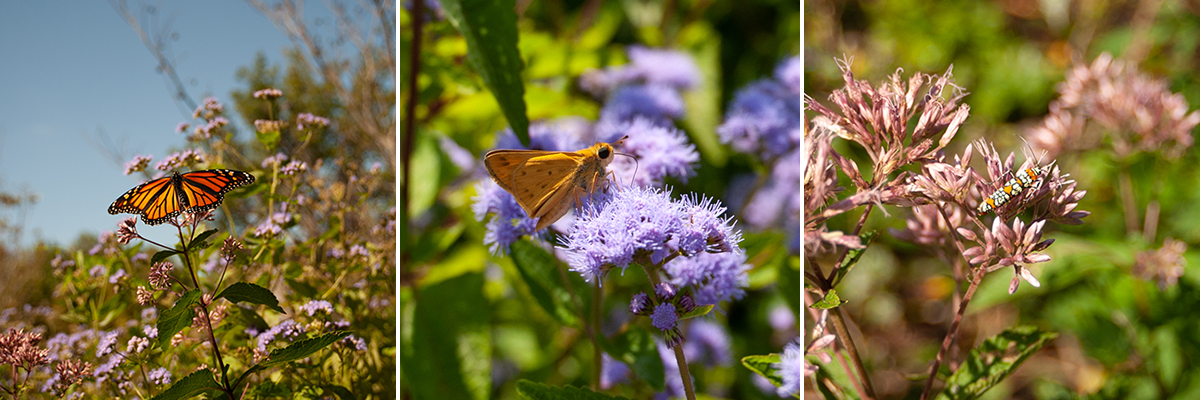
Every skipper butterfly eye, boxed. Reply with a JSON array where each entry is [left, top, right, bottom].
[[598, 146, 611, 159]]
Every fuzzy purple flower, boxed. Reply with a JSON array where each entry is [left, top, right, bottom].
[[599, 84, 686, 124], [595, 117, 699, 187], [301, 300, 334, 316], [600, 353, 631, 389], [155, 149, 206, 171], [472, 180, 542, 254], [718, 79, 801, 159], [663, 251, 750, 306], [296, 112, 330, 130], [773, 339, 805, 397]]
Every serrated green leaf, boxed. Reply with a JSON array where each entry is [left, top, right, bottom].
[[235, 331, 352, 389], [938, 326, 1059, 400], [509, 239, 588, 327], [441, 0, 529, 144], [679, 304, 714, 320], [149, 369, 221, 400], [216, 282, 284, 313], [515, 380, 633, 400], [741, 353, 781, 381], [811, 289, 846, 310], [600, 328, 664, 391], [152, 250, 179, 265], [157, 290, 201, 348], [190, 229, 219, 250], [834, 231, 878, 285]]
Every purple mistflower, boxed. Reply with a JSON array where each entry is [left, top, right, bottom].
[[88, 264, 106, 278], [193, 97, 224, 119], [595, 117, 699, 187], [155, 149, 206, 171], [349, 244, 368, 259], [600, 353, 631, 389], [650, 303, 677, 331], [95, 331, 119, 358], [664, 251, 750, 306], [281, 160, 308, 175], [147, 367, 172, 385], [560, 186, 682, 281], [296, 112, 330, 130], [599, 84, 685, 123], [301, 300, 333, 316], [775, 56, 802, 94], [560, 186, 743, 282], [655, 282, 677, 301], [252, 88, 283, 99], [261, 152, 288, 168], [472, 180, 542, 254], [91, 353, 123, 383], [718, 79, 802, 159], [50, 254, 75, 273], [327, 247, 345, 259], [108, 268, 127, 285], [687, 319, 732, 367], [126, 336, 149, 354], [493, 120, 588, 152], [141, 308, 157, 322], [175, 122, 190, 134], [255, 319, 306, 352], [773, 339, 805, 397], [124, 155, 152, 175], [622, 46, 700, 90], [341, 334, 368, 351], [629, 292, 651, 315], [769, 304, 797, 332], [143, 325, 158, 339]]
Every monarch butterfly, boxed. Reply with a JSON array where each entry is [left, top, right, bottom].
[[108, 169, 255, 225]]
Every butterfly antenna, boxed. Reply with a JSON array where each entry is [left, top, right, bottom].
[[614, 152, 639, 188]]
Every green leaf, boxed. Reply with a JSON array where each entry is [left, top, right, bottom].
[[235, 331, 352, 388], [152, 250, 179, 265], [937, 326, 1059, 400], [190, 229, 219, 250], [509, 239, 589, 327], [515, 380, 633, 400], [157, 290, 201, 348], [811, 290, 846, 310], [322, 385, 355, 400], [808, 353, 862, 400], [216, 282, 284, 313], [678, 304, 714, 320], [403, 273, 491, 400], [741, 354, 782, 384], [256, 129, 281, 150], [834, 231, 878, 285], [149, 369, 221, 400], [600, 328, 664, 391], [441, 0, 529, 144]]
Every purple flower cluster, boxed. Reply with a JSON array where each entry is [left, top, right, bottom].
[[124, 155, 152, 175], [594, 117, 698, 187], [717, 56, 802, 159], [296, 112, 331, 130], [155, 149, 206, 171], [301, 300, 334, 316], [773, 339, 804, 397], [559, 186, 742, 283], [580, 46, 699, 96]]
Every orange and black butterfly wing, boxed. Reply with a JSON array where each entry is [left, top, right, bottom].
[[108, 174, 187, 225], [177, 169, 256, 214]]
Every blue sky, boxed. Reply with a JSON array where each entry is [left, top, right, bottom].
[[0, 2, 338, 248]]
